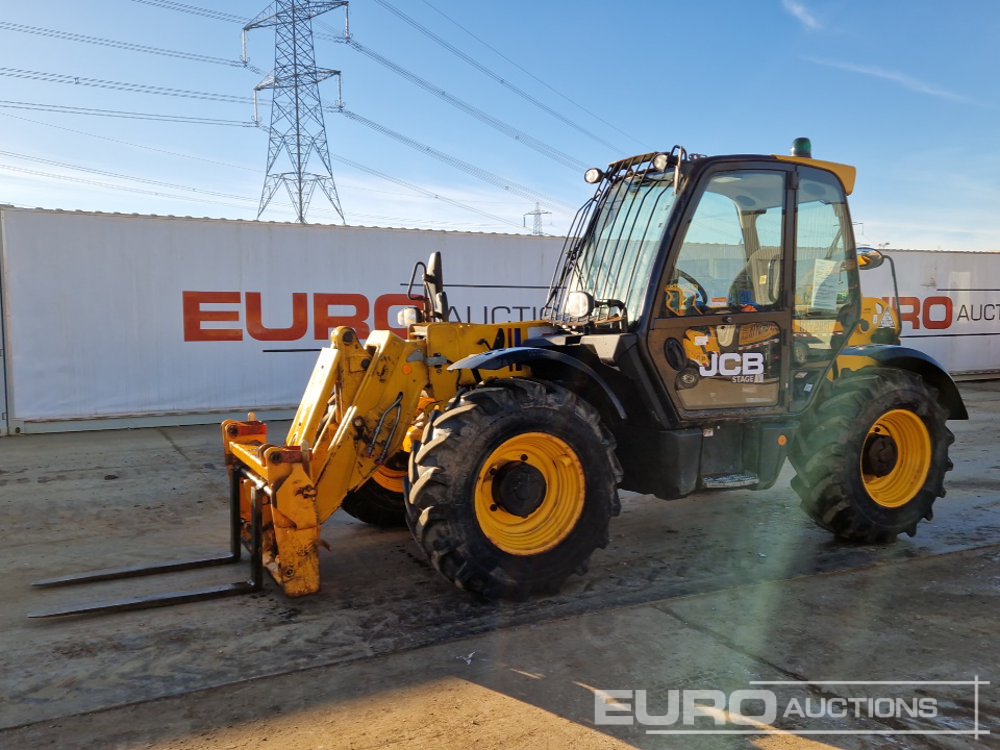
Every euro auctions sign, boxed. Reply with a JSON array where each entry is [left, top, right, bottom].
[[593, 679, 990, 738], [0, 209, 562, 427], [859, 249, 1000, 375], [181, 291, 552, 343], [181, 291, 416, 342], [893, 295, 999, 330]]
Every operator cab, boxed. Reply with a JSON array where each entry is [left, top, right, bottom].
[[544, 141, 862, 420], [524, 142, 867, 497]]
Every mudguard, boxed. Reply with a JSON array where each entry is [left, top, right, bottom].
[[840, 345, 968, 419], [449, 347, 627, 420]]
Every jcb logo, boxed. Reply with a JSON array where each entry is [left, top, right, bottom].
[[699, 352, 765, 377]]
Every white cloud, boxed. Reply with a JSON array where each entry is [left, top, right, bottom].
[[782, 0, 821, 31], [805, 57, 975, 104]]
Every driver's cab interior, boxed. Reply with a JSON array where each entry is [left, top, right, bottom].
[[663, 170, 786, 317], [662, 166, 856, 328]]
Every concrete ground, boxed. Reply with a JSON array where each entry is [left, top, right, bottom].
[[0, 383, 997, 749]]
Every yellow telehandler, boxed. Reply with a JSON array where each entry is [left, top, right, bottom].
[[33, 139, 965, 616]]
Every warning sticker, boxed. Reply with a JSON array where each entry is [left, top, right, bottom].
[[810, 259, 840, 311]]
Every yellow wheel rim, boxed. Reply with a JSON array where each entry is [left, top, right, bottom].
[[372, 455, 407, 495], [861, 409, 932, 508], [474, 432, 586, 556]]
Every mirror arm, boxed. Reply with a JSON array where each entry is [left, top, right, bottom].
[[884, 253, 901, 330]]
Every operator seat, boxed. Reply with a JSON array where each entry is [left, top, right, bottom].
[[728, 246, 781, 309]]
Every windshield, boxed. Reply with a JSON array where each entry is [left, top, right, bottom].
[[551, 171, 677, 326]]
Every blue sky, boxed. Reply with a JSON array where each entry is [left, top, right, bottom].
[[0, 0, 997, 249]]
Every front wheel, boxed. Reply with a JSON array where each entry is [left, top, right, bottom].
[[406, 379, 622, 600], [340, 453, 408, 527], [789, 368, 954, 542]]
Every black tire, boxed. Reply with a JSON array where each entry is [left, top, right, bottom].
[[789, 368, 954, 542], [341, 453, 408, 528], [405, 379, 622, 600]]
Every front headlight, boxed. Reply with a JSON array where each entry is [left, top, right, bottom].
[[396, 307, 420, 328], [564, 290, 595, 319]]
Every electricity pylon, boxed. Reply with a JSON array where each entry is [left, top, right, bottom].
[[523, 202, 551, 235], [244, 1, 348, 223]]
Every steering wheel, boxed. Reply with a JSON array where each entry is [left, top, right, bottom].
[[676, 268, 709, 311]]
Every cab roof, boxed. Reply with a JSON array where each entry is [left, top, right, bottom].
[[605, 151, 857, 195]]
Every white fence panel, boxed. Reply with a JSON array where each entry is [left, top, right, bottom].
[[0, 208, 9, 435], [2, 207, 996, 434], [859, 249, 1000, 376], [0, 208, 563, 430]]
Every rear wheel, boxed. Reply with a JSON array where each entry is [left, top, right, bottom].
[[406, 379, 622, 599], [340, 453, 408, 527], [790, 368, 953, 542]]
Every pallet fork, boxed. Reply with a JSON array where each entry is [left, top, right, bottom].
[[29, 467, 265, 618]]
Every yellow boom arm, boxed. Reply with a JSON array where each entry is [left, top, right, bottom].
[[222, 321, 543, 597]]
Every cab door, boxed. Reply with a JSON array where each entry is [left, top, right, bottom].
[[787, 165, 861, 409], [646, 165, 794, 419]]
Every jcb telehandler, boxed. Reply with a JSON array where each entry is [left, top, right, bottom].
[[33, 139, 965, 616]]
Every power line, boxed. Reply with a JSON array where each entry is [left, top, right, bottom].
[[0, 158, 499, 228], [0, 67, 252, 104], [336, 108, 573, 211], [242, 120, 526, 229], [0, 16, 545, 232], [0, 154, 529, 231], [0, 149, 337, 221], [0, 20, 262, 73], [0, 149, 254, 201], [123, 0, 620, 163], [0, 164, 522, 230], [0, 110, 544, 230], [3, 109, 528, 204], [369, 0, 622, 153], [419, 0, 649, 148], [0, 164, 262, 210], [331, 154, 526, 230], [107, 1, 589, 176], [0, 69, 575, 210], [0, 99, 255, 126], [0, 111, 259, 173], [129, 0, 247, 23], [341, 37, 587, 172]]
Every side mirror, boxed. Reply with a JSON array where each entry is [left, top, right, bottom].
[[423, 251, 449, 322], [426, 251, 444, 288], [857, 246, 885, 271]]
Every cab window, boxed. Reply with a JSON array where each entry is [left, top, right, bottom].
[[662, 171, 786, 316], [794, 174, 853, 316], [790, 167, 858, 407]]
